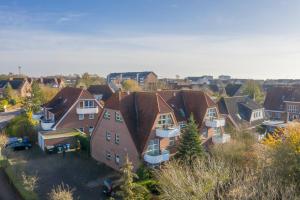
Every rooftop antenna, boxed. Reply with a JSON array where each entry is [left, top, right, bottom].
[[18, 66, 21, 76]]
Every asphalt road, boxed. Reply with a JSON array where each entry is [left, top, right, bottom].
[[0, 109, 21, 131]]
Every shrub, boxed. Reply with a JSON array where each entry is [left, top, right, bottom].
[[76, 134, 90, 153], [48, 183, 74, 200], [5, 113, 38, 142]]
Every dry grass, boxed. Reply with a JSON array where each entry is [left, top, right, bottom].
[[48, 183, 74, 200]]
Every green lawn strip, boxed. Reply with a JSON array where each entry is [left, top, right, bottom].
[[4, 159, 38, 200]]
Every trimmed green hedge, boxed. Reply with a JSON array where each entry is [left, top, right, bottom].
[[76, 134, 90, 154]]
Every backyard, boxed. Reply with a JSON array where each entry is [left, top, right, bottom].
[[5, 146, 118, 200]]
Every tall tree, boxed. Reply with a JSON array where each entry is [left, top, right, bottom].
[[176, 115, 204, 164], [3, 84, 13, 100], [242, 80, 264, 104], [31, 82, 45, 113], [122, 80, 141, 92], [117, 155, 149, 200]]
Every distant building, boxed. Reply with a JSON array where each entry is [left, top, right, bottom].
[[107, 71, 158, 90], [218, 75, 231, 81], [38, 77, 64, 88], [264, 86, 300, 122], [185, 76, 213, 85], [218, 96, 265, 130], [0, 78, 31, 98]]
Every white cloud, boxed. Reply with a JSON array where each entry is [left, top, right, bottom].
[[1, 29, 300, 79]]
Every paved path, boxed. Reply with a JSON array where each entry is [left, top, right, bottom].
[[0, 169, 22, 200], [0, 109, 21, 130]]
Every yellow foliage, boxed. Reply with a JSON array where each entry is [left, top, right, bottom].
[[262, 122, 300, 154]]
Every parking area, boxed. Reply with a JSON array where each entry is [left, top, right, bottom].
[[6, 146, 118, 200]]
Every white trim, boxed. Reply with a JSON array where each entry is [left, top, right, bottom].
[[265, 110, 285, 113], [283, 101, 300, 103]]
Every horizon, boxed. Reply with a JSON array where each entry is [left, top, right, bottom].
[[1, 0, 300, 79]]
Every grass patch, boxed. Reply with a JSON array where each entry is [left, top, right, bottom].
[[0, 156, 9, 168], [4, 160, 38, 200]]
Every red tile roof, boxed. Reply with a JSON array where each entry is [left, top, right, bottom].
[[43, 87, 96, 124]]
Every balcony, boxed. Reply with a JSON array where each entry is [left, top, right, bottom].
[[205, 118, 225, 128], [76, 107, 99, 115], [41, 120, 55, 131], [156, 126, 180, 138], [144, 150, 170, 165], [212, 133, 231, 144]]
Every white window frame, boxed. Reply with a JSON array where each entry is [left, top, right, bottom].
[[115, 112, 123, 122], [79, 114, 84, 120], [89, 114, 95, 119], [169, 137, 175, 146], [104, 110, 111, 119], [115, 154, 120, 164], [89, 126, 94, 133], [106, 151, 112, 160], [106, 131, 111, 141], [115, 133, 120, 144]]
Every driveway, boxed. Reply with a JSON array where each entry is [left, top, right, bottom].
[[0, 169, 22, 200], [6, 146, 118, 200], [0, 109, 22, 130]]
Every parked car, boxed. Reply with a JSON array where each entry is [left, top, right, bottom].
[[6, 137, 32, 151]]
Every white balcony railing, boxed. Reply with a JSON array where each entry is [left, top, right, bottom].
[[76, 107, 99, 115], [205, 118, 225, 128], [41, 120, 55, 131], [156, 126, 180, 138], [212, 133, 231, 144], [144, 150, 170, 164]]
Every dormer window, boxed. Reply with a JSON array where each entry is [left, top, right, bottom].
[[157, 114, 173, 128], [207, 108, 217, 119]]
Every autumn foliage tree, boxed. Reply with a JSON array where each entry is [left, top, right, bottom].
[[121, 80, 141, 92]]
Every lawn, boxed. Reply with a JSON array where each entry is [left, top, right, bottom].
[[5, 146, 118, 200]]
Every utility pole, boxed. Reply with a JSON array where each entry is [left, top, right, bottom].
[[18, 66, 22, 76]]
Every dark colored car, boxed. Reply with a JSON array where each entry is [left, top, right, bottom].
[[6, 137, 32, 151]]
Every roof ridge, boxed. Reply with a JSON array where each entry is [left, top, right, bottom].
[[157, 93, 174, 112]]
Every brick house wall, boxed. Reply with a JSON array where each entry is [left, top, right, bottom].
[[144, 73, 158, 91], [91, 108, 140, 171]]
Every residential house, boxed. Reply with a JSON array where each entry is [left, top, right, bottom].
[[218, 96, 265, 130], [39, 87, 103, 151], [0, 78, 31, 98], [87, 84, 114, 102], [264, 86, 300, 122], [38, 77, 65, 88], [41, 87, 102, 132], [91, 90, 229, 171], [107, 71, 158, 90], [218, 75, 231, 81]]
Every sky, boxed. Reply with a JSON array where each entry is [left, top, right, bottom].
[[1, 0, 300, 79]]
